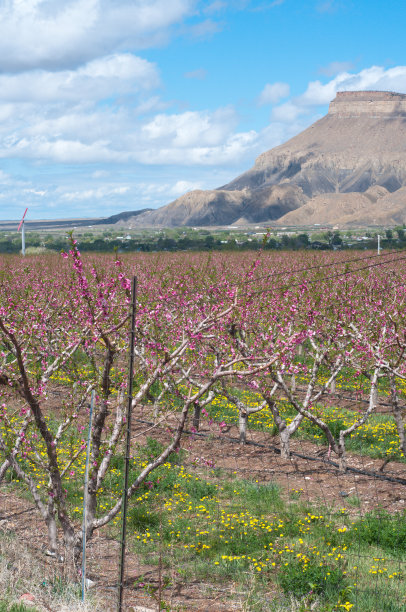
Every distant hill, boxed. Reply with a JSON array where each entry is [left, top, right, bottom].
[[123, 90, 406, 228], [93, 209, 152, 225], [0, 209, 153, 231]]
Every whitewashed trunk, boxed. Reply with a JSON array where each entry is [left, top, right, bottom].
[[239, 411, 248, 444], [338, 432, 347, 473], [391, 380, 406, 455], [280, 428, 291, 459]]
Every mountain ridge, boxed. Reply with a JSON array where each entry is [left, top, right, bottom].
[[127, 91, 406, 228]]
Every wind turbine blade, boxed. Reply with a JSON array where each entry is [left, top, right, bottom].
[[17, 207, 28, 232]]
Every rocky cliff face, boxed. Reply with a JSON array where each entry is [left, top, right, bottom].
[[328, 90, 406, 117], [129, 91, 406, 228]]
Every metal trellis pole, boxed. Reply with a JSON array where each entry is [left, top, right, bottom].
[[118, 276, 137, 611], [81, 389, 95, 601]]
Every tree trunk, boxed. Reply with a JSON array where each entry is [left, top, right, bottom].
[[193, 403, 201, 431], [72, 533, 83, 568], [45, 509, 58, 555], [371, 384, 378, 407], [291, 374, 296, 394], [0, 459, 9, 483], [280, 427, 291, 459], [390, 379, 406, 455], [239, 411, 248, 444], [338, 432, 347, 473]]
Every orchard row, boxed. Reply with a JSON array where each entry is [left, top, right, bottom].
[[0, 244, 405, 561]]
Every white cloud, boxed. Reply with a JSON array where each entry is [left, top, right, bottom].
[[137, 128, 258, 166], [141, 107, 238, 148], [3, 63, 404, 169], [62, 185, 130, 200], [22, 109, 124, 142], [318, 60, 355, 77], [170, 180, 203, 195], [184, 18, 223, 39], [0, 104, 17, 122], [0, 100, 259, 166], [203, 1, 227, 14], [300, 65, 406, 106], [134, 97, 169, 116], [272, 65, 406, 123], [133, 178, 213, 200], [5, 137, 123, 163], [0, 53, 159, 103], [0, 170, 11, 182], [0, 0, 196, 72], [0, 1, 267, 173], [2, 58, 406, 223], [24, 188, 47, 196], [81, 53, 158, 83], [316, 0, 344, 13], [91, 170, 109, 178], [250, 0, 286, 11], [184, 68, 208, 80], [271, 101, 304, 122], [258, 82, 290, 106]]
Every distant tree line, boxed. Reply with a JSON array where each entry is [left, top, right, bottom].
[[1, 226, 406, 254]]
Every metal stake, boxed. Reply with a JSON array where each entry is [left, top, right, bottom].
[[17, 207, 28, 256], [118, 276, 137, 611], [81, 389, 95, 601], [21, 221, 26, 256]]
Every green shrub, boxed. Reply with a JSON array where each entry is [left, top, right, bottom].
[[278, 557, 346, 599], [184, 478, 218, 500], [0, 604, 36, 612], [127, 504, 161, 531], [353, 511, 406, 554]]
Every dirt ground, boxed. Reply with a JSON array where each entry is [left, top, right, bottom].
[[1, 413, 406, 611]]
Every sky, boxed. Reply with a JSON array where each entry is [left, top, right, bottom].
[[0, 0, 406, 221]]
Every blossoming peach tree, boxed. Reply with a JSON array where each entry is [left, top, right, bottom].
[[0, 242, 277, 565], [1, 245, 404, 567]]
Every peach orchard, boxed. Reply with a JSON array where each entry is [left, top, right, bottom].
[[0, 243, 405, 566]]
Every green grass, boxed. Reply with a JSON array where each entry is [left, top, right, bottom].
[[5, 429, 404, 609], [278, 556, 346, 598], [207, 386, 406, 462], [351, 510, 406, 556], [2, 409, 406, 611], [0, 603, 38, 612], [125, 458, 406, 611]]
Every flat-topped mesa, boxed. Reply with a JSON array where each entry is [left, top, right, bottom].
[[129, 89, 406, 228], [329, 90, 406, 117]]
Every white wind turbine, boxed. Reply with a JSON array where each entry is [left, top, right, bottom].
[[18, 207, 28, 256]]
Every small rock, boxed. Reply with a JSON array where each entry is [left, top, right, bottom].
[[128, 607, 156, 612], [44, 549, 64, 562], [85, 578, 96, 589], [339, 491, 349, 497], [20, 593, 36, 607]]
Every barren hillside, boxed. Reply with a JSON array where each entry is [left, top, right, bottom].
[[127, 91, 406, 227]]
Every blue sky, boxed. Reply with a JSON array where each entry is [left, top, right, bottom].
[[0, 0, 405, 220]]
